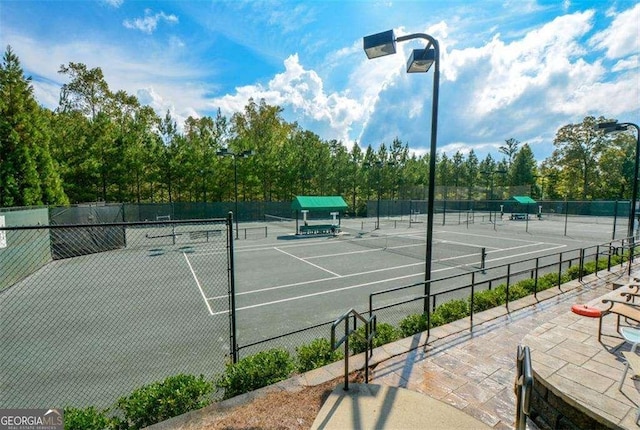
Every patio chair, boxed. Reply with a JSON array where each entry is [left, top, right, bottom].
[[619, 350, 640, 425], [620, 284, 640, 303], [598, 299, 640, 342]]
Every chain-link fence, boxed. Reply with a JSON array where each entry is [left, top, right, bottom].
[[367, 199, 632, 240], [0, 217, 232, 409]]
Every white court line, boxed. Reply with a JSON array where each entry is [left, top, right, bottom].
[[183, 252, 214, 315], [206, 241, 558, 301], [207, 260, 423, 300], [485, 244, 566, 263], [209, 272, 421, 315], [274, 247, 342, 277], [207, 242, 569, 315], [440, 230, 565, 247]]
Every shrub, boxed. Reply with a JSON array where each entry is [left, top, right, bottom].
[[296, 338, 343, 372], [64, 406, 118, 430], [116, 374, 213, 429], [506, 284, 530, 301], [349, 322, 401, 354], [431, 299, 469, 327], [610, 254, 623, 265], [514, 278, 536, 294], [216, 349, 295, 400], [470, 286, 505, 313], [399, 313, 428, 337], [583, 260, 607, 275], [537, 272, 559, 290], [566, 264, 582, 280]]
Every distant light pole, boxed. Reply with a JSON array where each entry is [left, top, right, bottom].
[[597, 121, 640, 239], [363, 29, 440, 315], [481, 169, 506, 222], [216, 148, 254, 239], [364, 160, 394, 229]]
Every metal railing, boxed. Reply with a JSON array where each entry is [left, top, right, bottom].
[[515, 345, 533, 430], [367, 237, 635, 337], [331, 308, 376, 390]]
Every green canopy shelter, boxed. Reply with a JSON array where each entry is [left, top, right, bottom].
[[509, 196, 538, 221], [291, 196, 348, 235], [512, 196, 537, 205], [291, 196, 348, 212]]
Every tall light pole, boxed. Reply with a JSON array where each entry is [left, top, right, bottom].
[[363, 29, 439, 315], [216, 148, 254, 239], [597, 121, 640, 239]]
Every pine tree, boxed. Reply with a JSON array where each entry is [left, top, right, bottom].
[[0, 45, 67, 206]]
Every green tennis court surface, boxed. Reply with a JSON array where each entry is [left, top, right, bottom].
[[0, 215, 617, 408]]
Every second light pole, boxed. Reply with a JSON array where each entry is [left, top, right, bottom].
[[364, 29, 440, 315], [597, 120, 640, 239], [217, 148, 254, 239]]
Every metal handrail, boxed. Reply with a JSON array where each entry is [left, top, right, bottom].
[[368, 236, 635, 338], [515, 345, 533, 430], [331, 308, 376, 390]]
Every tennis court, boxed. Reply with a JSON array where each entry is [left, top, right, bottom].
[[1, 220, 232, 408], [213, 215, 616, 348], [0, 214, 618, 408]]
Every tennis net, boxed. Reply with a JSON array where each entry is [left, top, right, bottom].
[[340, 231, 485, 269], [264, 214, 297, 233]]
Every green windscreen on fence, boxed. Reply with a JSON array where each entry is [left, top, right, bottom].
[[49, 204, 126, 259], [0, 208, 51, 291]]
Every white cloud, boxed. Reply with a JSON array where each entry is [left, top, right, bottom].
[[589, 3, 640, 59], [454, 10, 595, 117], [612, 55, 639, 72], [123, 10, 179, 35], [4, 30, 213, 131], [210, 54, 365, 147]]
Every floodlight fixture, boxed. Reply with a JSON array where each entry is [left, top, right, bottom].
[[407, 48, 436, 73], [363, 30, 397, 59], [597, 121, 629, 133]]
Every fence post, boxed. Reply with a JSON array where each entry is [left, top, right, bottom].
[[564, 198, 569, 236], [534, 257, 539, 298], [443, 199, 447, 226], [227, 211, 238, 364], [612, 199, 618, 240], [579, 248, 585, 281], [470, 272, 475, 331], [629, 237, 635, 277], [344, 318, 350, 391], [558, 252, 563, 291], [506, 264, 511, 311]]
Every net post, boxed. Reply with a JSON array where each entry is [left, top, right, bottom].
[[481, 247, 487, 274]]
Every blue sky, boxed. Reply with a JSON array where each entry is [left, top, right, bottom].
[[1, 0, 638, 162]]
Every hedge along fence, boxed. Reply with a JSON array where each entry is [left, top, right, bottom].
[[65, 252, 630, 429]]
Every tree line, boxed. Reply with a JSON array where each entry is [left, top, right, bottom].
[[1, 46, 635, 214]]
